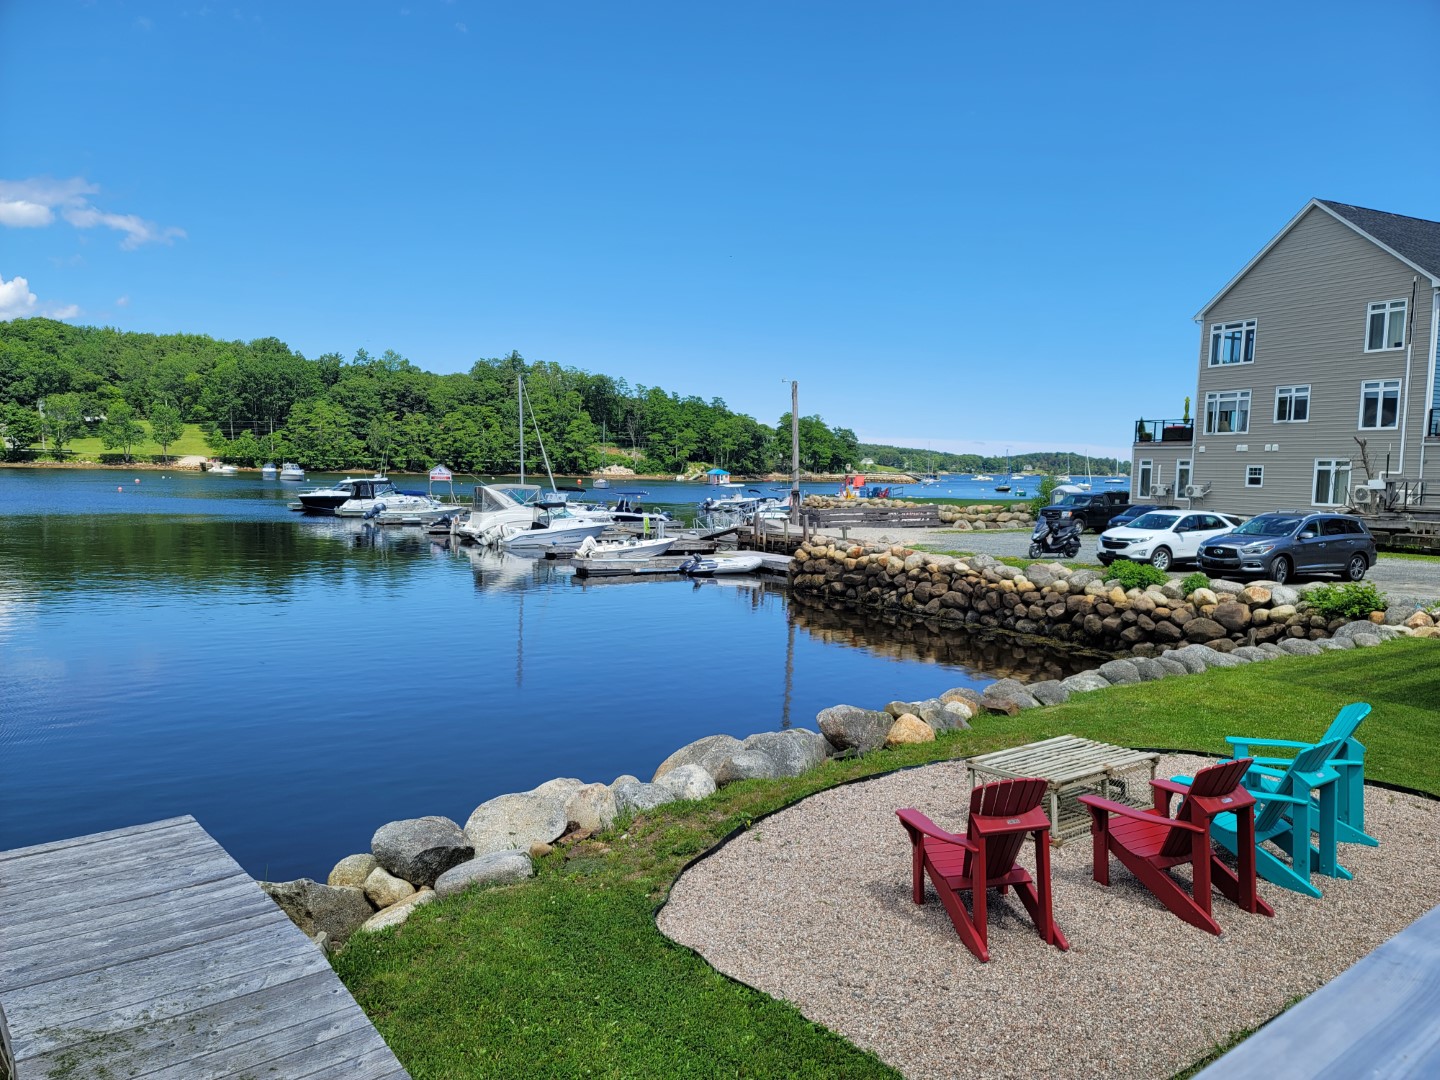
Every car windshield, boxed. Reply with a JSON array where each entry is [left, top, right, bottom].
[[1127, 513, 1180, 530], [1233, 515, 1302, 536]]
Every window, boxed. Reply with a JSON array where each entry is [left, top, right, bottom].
[[1275, 385, 1310, 423], [1366, 299, 1406, 351], [1359, 379, 1401, 429], [1246, 465, 1264, 488], [1204, 389, 1251, 434], [1209, 319, 1257, 366], [1321, 518, 1350, 537], [1314, 459, 1352, 506], [1176, 458, 1192, 494], [1137, 459, 1153, 498]]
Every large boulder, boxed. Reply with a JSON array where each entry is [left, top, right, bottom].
[[1333, 620, 1400, 643], [1211, 601, 1251, 633], [1096, 659, 1142, 686], [653, 763, 717, 801], [1382, 595, 1420, 626], [260, 879, 373, 948], [327, 853, 378, 889], [1067, 570, 1102, 589], [982, 678, 1041, 714], [372, 816, 474, 888], [565, 783, 618, 832], [886, 714, 936, 747], [1130, 657, 1169, 682], [1277, 638, 1324, 657], [816, 704, 893, 754], [1183, 617, 1228, 643], [651, 734, 743, 783], [464, 780, 582, 858], [1059, 671, 1111, 694], [1175, 643, 1243, 669], [1155, 656, 1189, 676], [611, 777, 679, 815], [434, 850, 534, 897], [359, 889, 436, 934], [1231, 646, 1272, 663], [363, 866, 416, 909], [715, 729, 830, 783], [1028, 679, 1070, 706]]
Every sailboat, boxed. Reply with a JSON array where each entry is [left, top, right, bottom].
[[919, 447, 940, 485], [993, 448, 1013, 492]]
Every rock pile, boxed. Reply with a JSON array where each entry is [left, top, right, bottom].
[[789, 541, 1428, 656], [934, 504, 1034, 529]]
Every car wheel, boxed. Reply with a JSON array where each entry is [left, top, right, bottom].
[[1346, 554, 1368, 581], [1150, 547, 1172, 572], [1270, 555, 1292, 585]]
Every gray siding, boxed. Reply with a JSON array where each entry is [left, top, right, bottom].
[[1134, 205, 1436, 518]]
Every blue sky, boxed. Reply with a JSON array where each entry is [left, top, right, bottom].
[[3, 1, 1437, 459]]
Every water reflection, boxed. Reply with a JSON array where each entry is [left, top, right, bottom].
[[787, 591, 1109, 683]]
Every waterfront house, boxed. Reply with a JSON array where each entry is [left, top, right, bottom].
[[1131, 199, 1440, 518], [706, 467, 732, 485]]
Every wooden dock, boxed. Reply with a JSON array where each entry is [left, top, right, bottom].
[[0, 816, 409, 1079], [1195, 900, 1440, 1078]]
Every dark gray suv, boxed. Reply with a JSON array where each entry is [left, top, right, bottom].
[[1197, 512, 1377, 584]]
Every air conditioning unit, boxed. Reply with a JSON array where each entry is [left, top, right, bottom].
[[1351, 484, 1373, 505], [1183, 483, 1211, 499], [1152, 483, 1171, 496]]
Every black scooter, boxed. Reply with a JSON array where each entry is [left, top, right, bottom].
[[1028, 517, 1082, 559]]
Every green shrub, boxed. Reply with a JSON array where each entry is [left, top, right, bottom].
[[1105, 561, 1170, 590], [1307, 582, 1387, 621], [1180, 572, 1211, 595]]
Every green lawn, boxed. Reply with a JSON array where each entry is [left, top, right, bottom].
[[333, 641, 1440, 1079], [48, 422, 214, 460]]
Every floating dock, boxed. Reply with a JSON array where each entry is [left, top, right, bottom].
[[0, 816, 409, 1079], [572, 553, 792, 579]]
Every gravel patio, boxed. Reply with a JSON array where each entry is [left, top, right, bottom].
[[659, 755, 1440, 1080]]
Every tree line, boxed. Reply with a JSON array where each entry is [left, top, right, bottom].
[[858, 442, 1128, 477], [0, 319, 861, 474]]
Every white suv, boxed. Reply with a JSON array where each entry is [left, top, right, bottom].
[[1097, 511, 1240, 572]]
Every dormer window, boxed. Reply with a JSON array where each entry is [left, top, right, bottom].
[[1209, 319, 1256, 366], [1366, 299, 1406, 351]]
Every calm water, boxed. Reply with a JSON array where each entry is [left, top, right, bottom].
[[0, 468, 1097, 880]]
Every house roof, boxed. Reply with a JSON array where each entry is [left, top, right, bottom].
[[1195, 198, 1440, 319]]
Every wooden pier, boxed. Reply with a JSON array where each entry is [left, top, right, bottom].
[[0, 816, 409, 1079]]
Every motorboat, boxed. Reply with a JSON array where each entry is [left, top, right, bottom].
[[973, 474, 994, 482], [1106, 477, 1128, 485], [280, 462, 305, 482], [294, 474, 392, 514], [574, 535, 676, 560], [496, 507, 609, 555], [456, 483, 547, 541], [592, 477, 610, 488], [260, 462, 278, 478], [338, 480, 462, 519], [678, 554, 763, 576]]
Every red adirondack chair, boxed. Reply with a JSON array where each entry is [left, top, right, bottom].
[[897, 777, 1069, 962], [1078, 758, 1274, 935]]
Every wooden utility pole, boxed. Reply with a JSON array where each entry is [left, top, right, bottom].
[[790, 380, 800, 525]]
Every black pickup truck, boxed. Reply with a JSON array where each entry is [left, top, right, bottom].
[[1038, 490, 1133, 533]]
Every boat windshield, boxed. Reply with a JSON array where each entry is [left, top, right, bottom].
[[1233, 514, 1303, 537]]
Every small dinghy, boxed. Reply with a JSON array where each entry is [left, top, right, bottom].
[[677, 554, 763, 577]]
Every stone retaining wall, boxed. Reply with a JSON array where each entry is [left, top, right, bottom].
[[788, 540, 1438, 657], [802, 496, 1033, 530]]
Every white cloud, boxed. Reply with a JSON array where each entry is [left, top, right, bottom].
[[46, 303, 81, 319], [0, 275, 38, 319], [0, 176, 185, 249], [116, 294, 130, 307]]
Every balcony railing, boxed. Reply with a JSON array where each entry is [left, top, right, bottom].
[[1134, 417, 1194, 445]]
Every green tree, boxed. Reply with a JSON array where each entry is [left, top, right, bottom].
[[41, 393, 85, 457], [148, 402, 185, 461], [99, 400, 145, 461], [1, 402, 41, 458]]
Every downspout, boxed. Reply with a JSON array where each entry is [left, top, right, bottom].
[[1397, 275, 1418, 476], [1419, 285, 1440, 484]]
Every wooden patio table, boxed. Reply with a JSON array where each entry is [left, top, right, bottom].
[[966, 735, 1161, 845]]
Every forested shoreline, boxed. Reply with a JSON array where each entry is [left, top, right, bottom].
[[0, 318, 1123, 475]]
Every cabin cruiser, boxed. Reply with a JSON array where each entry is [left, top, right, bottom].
[[495, 506, 609, 554], [261, 462, 279, 478], [294, 474, 393, 514], [207, 461, 238, 475], [279, 462, 305, 482], [336, 479, 462, 520], [457, 483, 552, 540]]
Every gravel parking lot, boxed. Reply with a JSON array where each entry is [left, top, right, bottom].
[[832, 525, 1440, 601]]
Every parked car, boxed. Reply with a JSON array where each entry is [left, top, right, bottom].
[[1197, 512, 1377, 584], [1039, 490, 1132, 533], [1097, 510, 1241, 571], [1107, 503, 1180, 530]]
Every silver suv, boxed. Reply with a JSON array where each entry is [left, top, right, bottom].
[[1197, 512, 1377, 584]]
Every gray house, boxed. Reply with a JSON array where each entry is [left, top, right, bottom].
[[1131, 199, 1440, 518]]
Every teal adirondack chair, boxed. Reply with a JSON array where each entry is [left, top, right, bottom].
[[1226, 703, 1375, 847], [1173, 739, 1347, 899]]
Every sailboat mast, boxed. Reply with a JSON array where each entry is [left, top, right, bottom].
[[518, 375, 525, 483]]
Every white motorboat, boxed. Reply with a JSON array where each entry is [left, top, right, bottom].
[[973, 474, 994, 482], [261, 462, 279, 478], [337, 480, 461, 519], [678, 554, 763, 576], [592, 477, 610, 488], [207, 461, 238, 475], [574, 535, 676, 560], [497, 507, 609, 554], [1106, 477, 1127, 486], [458, 483, 554, 541], [279, 462, 305, 482], [294, 474, 391, 514]]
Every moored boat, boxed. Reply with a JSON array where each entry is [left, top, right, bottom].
[[574, 535, 676, 560], [261, 462, 278, 478], [279, 462, 305, 482], [678, 553, 763, 576]]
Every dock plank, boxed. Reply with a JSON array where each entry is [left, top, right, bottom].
[[0, 818, 409, 1079]]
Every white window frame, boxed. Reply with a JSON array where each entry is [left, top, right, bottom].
[[1313, 458, 1352, 507], [1176, 458, 1192, 494], [1358, 378, 1401, 430], [1274, 384, 1310, 424], [1365, 299, 1407, 352], [1204, 389, 1251, 435], [1137, 458, 1153, 499], [1245, 465, 1264, 488], [1209, 319, 1257, 366]]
